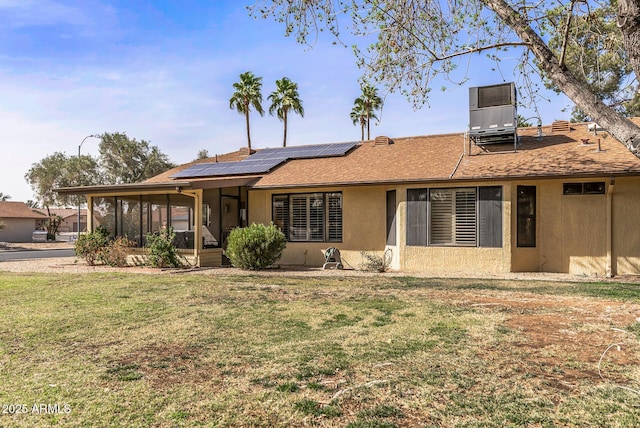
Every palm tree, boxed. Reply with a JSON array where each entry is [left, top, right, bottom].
[[0, 192, 11, 201], [353, 84, 383, 140], [229, 71, 265, 150], [268, 77, 304, 147], [350, 99, 370, 141]]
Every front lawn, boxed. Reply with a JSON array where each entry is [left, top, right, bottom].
[[0, 272, 639, 427]]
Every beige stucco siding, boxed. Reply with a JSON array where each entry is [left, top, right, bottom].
[[0, 218, 39, 242], [612, 177, 640, 275], [514, 178, 610, 276], [249, 186, 389, 267]]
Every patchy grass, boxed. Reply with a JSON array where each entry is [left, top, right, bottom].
[[0, 272, 639, 427]]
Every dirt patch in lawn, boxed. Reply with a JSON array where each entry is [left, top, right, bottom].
[[463, 293, 640, 392]]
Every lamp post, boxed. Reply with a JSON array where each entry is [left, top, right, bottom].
[[78, 134, 100, 237]]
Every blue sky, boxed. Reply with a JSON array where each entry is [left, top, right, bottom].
[[0, 0, 571, 202]]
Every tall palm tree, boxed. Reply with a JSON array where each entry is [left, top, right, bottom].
[[229, 71, 264, 150], [353, 84, 383, 140], [268, 77, 304, 147], [0, 192, 11, 201], [350, 99, 370, 141]]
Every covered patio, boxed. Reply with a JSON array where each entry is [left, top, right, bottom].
[[57, 177, 255, 267]]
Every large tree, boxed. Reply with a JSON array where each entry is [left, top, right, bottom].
[[229, 71, 265, 150], [24, 152, 100, 213], [268, 77, 305, 147], [99, 132, 175, 184], [25, 133, 175, 210], [251, 0, 640, 155]]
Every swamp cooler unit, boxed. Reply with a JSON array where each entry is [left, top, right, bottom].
[[469, 82, 517, 147]]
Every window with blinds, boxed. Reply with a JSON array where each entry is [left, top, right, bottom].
[[407, 186, 502, 248], [272, 192, 342, 242], [430, 188, 476, 246]]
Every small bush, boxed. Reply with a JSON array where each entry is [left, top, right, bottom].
[[75, 229, 109, 266], [98, 237, 133, 267], [145, 227, 182, 268], [360, 250, 392, 273], [226, 222, 286, 270]]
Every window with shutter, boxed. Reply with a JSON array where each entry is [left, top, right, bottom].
[[455, 189, 477, 246], [272, 195, 289, 240], [327, 193, 342, 242], [429, 189, 454, 245], [408, 186, 501, 248], [272, 192, 342, 242]]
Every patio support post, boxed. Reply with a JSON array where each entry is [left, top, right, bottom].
[[86, 196, 94, 232], [182, 189, 203, 266]]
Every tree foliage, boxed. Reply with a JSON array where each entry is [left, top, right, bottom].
[[99, 132, 175, 184], [25, 132, 175, 210], [268, 77, 305, 147], [229, 71, 265, 149], [0, 192, 10, 201], [251, 0, 640, 155]]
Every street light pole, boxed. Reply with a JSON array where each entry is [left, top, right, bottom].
[[78, 134, 100, 237]]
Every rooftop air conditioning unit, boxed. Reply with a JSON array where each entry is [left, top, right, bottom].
[[469, 82, 517, 146]]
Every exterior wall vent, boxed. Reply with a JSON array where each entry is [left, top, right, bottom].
[[551, 120, 571, 133], [468, 82, 517, 147], [374, 136, 393, 146]]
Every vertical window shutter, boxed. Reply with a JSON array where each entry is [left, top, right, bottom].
[[478, 186, 502, 247], [407, 189, 428, 246], [327, 193, 342, 242], [291, 195, 308, 241], [430, 189, 454, 245], [309, 194, 324, 241], [454, 189, 477, 246], [386, 190, 396, 246], [272, 195, 289, 240]]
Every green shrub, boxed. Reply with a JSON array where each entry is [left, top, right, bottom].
[[226, 222, 286, 270], [75, 229, 109, 266], [145, 227, 182, 268], [98, 236, 133, 267]]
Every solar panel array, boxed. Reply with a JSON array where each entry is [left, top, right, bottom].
[[172, 141, 358, 179]]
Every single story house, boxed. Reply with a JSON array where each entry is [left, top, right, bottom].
[[57, 119, 640, 277], [0, 201, 48, 242], [48, 208, 90, 233]]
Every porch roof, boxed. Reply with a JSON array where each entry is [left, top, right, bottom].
[[55, 176, 259, 195]]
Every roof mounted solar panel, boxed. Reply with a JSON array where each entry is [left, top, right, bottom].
[[248, 141, 358, 161], [172, 158, 284, 179], [171, 141, 359, 179]]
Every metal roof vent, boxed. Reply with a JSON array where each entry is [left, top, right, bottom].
[[551, 120, 571, 133], [374, 136, 393, 146]]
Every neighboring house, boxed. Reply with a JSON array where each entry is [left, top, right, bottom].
[[48, 208, 88, 233], [56, 120, 640, 277], [0, 201, 48, 242]]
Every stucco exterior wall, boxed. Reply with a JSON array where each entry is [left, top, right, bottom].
[[612, 177, 640, 275], [249, 176, 640, 276], [513, 178, 611, 276], [249, 186, 389, 267], [0, 218, 39, 242]]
